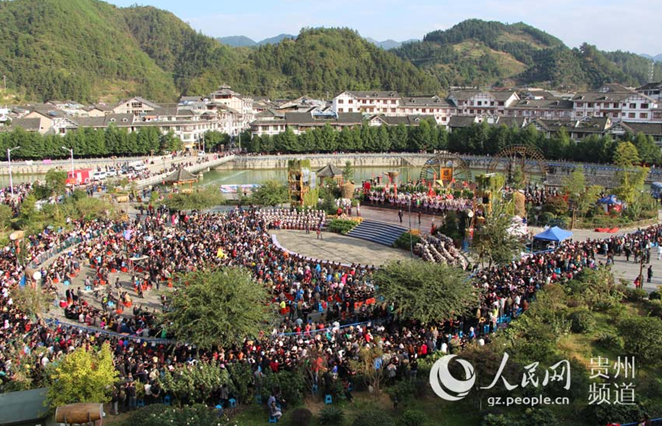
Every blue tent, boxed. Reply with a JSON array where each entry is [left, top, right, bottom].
[[533, 226, 573, 242]]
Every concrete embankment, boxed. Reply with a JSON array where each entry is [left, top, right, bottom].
[[219, 153, 652, 188]]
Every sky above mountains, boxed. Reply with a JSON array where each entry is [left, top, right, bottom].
[[108, 0, 662, 54]]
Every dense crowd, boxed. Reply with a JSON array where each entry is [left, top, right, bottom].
[[0, 183, 34, 215], [1, 201, 662, 413]]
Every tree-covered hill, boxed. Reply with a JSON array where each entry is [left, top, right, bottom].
[[0, 0, 179, 103], [395, 19, 662, 90], [0, 0, 441, 102], [1, 2, 660, 103]]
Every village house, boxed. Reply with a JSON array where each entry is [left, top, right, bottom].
[[447, 89, 520, 115]]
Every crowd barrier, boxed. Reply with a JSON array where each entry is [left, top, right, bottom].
[[44, 318, 175, 345], [27, 229, 104, 269]]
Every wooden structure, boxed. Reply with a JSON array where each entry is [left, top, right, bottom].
[[162, 168, 198, 186], [288, 159, 312, 206], [316, 163, 343, 184], [487, 145, 547, 184], [419, 152, 471, 184], [55, 403, 104, 425]]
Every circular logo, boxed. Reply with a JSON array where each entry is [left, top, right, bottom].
[[429, 355, 476, 401]]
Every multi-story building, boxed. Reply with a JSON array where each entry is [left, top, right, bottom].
[[112, 97, 161, 115], [637, 81, 662, 102], [505, 99, 573, 119], [332, 91, 400, 115], [251, 111, 363, 137], [447, 90, 519, 115], [571, 84, 658, 122], [398, 96, 455, 125]]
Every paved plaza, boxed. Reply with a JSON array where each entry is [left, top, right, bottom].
[[270, 229, 411, 266]]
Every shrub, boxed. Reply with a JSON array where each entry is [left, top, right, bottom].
[[521, 408, 557, 426], [623, 287, 648, 302], [542, 196, 568, 215], [319, 406, 345, 426], [595, 332, 622, 350], [122, 404, 221, 426], [568, 309, 596, 334], [262, 370, 306, 405], [481, 413, 509, 426], [291, 408, 313, 426], [399, 409, 429, 426], [352, 410, 396, 426], [586, 403, 644, 425], [618, 316, 662, 363], [327, 219, 359, 235], [393, 232, 422, 250], [649, 291, 661, 300], [547, 216, 568, 229], [538, 211, 556, 227], [386, 380, 417, 404]]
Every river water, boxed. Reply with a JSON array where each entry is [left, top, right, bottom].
[[195, 166, 423, 187]]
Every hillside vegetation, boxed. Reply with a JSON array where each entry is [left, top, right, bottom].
[[395, 19, 662, 89], [0, 2, 660, 103]]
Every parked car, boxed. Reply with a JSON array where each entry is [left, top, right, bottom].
[[90, 171, 107, 181]]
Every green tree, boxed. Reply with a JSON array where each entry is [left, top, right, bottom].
[[632, 132, 661, 165], [374, 260, 479, 322], [342, 161, 354, 182], [0, 204, 12, 232], [11, 284, 55, 321], [472, 200, 524, 267], [614, 166, 648, 205], [46, 343, 119, 409], [45, 169, 68, 196], [509, 165, 526, 189], [613, 141, 641, 167], [562, 166, 586, 201], [164, 268, 272, 350], [251, 179, 288, 206], [164, 187, 225, 211]]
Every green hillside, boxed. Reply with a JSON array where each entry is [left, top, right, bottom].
[[1, 2, 661, 103], [0, 0, 441, 103], [395, 19, 662, 89], [201, 27, 442, 98], [0, 0, 178, 103]]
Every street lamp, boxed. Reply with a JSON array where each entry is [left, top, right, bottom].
[[7, 146, 20, 196], [61, 146, 74, 184]]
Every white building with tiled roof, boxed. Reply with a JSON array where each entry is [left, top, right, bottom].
[[571, 84, 658, 122], [448, 90, 520, 115]]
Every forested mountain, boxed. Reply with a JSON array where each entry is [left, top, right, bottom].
[[395, 19, 662, 90], [0, 0, 440, 102], [0, 0, 179, 103], [0, 1, 660, 104], [257, 34, 296, 46], [217, 36, 257, 47], [217, 34, 296, 47]]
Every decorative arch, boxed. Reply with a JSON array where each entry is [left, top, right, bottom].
[[419, 152, 472, 183], [487, 145, 547, 183]]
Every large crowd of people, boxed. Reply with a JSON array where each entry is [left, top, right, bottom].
[[1, 194, 661, 413]]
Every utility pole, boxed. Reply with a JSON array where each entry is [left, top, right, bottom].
[[7, 146, 20, 196], [61, 146, 75, 184], [408, 198, 413, 258]]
